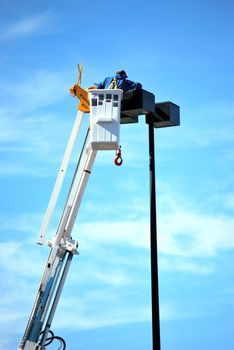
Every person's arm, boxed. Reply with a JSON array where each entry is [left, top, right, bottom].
[[134, 82, 142, 90], [121, 79, 142, 91], [95, 77, 111, 89]]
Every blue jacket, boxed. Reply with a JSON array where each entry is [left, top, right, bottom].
[[96, 73, 142, 92]]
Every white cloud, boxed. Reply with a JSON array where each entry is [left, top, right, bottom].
[[54, 293, 151, 330], [53, 290, 184, 331], [0, 70, 69, 113], [0, 339, 13, 349], [0, 241, 46, 278], [77, 219, 150, 250], [158, 205, 234, 258], [0, 185, 234, 341], [0, 69, 79, 176], [0, 310, 25, 323], [53, 290, 190, 331], [190, 127, 234, 148], [75, 201, 234, 260], [0, 11, 56, 40], [0, 212, 42, 236], [86, 268, 131, 286], [223, 193, 234, 209], [159, 256, 214, 274], [1, 186, 234, 278], [0, 111, 68, 157]]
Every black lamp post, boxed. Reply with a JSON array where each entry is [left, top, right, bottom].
[[147, 113, 161, 349], [121, 90, 180, 350]]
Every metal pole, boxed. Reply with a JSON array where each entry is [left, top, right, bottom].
[[147, 114, 161, 350], [40, 252, 73, 347]]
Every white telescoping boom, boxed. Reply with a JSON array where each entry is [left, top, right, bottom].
[[18, 86, 123, 350]]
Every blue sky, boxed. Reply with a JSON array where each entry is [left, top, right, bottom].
[[0, 0, 233, 349]]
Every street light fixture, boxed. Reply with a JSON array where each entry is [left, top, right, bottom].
[[121, 89, 180, 350]]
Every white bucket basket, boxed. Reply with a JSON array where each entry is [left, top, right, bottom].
[[88, 89, 123, 150]]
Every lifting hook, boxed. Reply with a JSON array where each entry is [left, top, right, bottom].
[[114, 146, 123, 166]]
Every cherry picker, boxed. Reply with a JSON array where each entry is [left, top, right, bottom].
[[18, 66, 123, 349]]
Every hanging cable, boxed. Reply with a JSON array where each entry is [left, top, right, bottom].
[[51, 335, 66, 350], [39, 330, 66, 350]]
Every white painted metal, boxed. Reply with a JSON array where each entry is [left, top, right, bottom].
[[37, 110, 85, 245], [34, 143, 97, 344], [20, 93, 122, 348], [89, 89, 122, 150], [19, 130, 97, 349], [65, 145, 97, 236], [23, 341, 39, 350]]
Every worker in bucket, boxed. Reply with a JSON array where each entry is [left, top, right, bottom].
[[96, 69, 142, 92]]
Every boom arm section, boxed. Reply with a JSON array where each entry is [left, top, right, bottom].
[[19, 88, 123, 350], [37, 110, 85, 245], [19, 128, 97, 350]]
